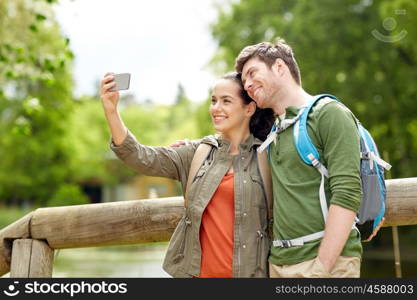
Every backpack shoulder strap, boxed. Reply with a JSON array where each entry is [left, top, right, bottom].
[[185, 143, 212, 208], [294, 93, 339, 166], [257, 149, 273, 221]]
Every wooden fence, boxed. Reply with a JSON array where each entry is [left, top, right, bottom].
[[1, 177, 417, 277]]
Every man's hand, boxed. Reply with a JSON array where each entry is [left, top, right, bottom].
[[169, 139, 190, 147], [317, 205, 357, 273]]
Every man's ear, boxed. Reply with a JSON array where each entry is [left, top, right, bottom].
[[273, 58, 285, 76]]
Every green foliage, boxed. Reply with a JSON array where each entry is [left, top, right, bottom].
[[0, 0, 74, 85], [46, 184, 89, 207], [120, 85, 202, 147], [211, 0, 417, 178], [196, 97, 215, 137], [0, 0, 214, 209], [66, 97, 129, 185], [121, 102, 171, 145], [162, 84, 201, 144], [0, 0, 75, 206], [65, 94, 202, 186]]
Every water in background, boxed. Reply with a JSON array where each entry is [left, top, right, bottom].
[[53, 243, 170, 278], [52, 242, 417, 278]]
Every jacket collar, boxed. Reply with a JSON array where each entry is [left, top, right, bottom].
[[200, 133, 262, 152]]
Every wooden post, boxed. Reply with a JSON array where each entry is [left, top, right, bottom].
[[0, 213, 33, 276], [384, 152, 402, 278], [10, 239, 54, 278], [392, 226, 402, 278]]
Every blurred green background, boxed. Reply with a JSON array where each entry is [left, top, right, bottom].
[[1, 0, 416, 277]]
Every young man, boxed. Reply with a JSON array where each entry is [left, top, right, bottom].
[[235, 38, 362, 277]]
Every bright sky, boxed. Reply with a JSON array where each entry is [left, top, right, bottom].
[[54, 0, 226, 104]]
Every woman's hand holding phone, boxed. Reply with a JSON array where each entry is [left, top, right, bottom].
[[100, 72, 120, 113], [100, 72, 129, 146]]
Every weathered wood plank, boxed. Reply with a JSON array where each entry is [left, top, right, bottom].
[[10, 239, 54, 278], [0, 213, 33, 277], [10, 239, 32, 277], [384, 178, 417, 227], [31, 197, 184, 249], [29, 239, 54, 277], [1, 177, 417, 277]]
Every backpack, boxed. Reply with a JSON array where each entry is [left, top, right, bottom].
[[259, 94, 391, 246]]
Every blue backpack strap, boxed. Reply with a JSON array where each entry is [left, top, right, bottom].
[[293, 94, 339, 165], [293, 94, 341, 226], [272, 94, 362, 248]]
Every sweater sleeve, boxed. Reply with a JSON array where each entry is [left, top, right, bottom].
[[110, 130, 199, 186], [316, 102, 362, 212]]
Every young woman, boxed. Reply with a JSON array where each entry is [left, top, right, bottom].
[[100, 72, 274, 277]]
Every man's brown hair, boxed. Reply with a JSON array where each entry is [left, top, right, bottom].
[[235, 38, 301, 85]]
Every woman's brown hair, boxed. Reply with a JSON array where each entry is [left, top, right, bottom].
[[222, 72, 274, 141]]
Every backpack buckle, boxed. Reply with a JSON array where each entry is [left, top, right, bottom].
[[281, 240, 292, 248], [307, 153, 319, 167]]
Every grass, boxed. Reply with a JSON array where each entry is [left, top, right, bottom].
[[0, 206, 32, 229]]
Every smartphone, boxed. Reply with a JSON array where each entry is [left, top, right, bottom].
[[109, 73, 131, 91]]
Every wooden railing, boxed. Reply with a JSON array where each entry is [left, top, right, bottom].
[[1, 177, 417, 277]]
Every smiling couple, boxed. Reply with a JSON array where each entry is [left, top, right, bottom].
[[100, 38, 362, 278]]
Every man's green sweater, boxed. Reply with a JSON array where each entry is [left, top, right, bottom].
[[269, 98, 363, 266]]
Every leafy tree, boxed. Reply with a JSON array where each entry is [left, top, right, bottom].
[[66, 92, 202, 187], [195, 97, 215, 137], [211, 0, 417, 178], [0, 0, 75, 206], [66, 97, 133, 186], [162, 84, 201, 144], [46, 183, 89, 207]]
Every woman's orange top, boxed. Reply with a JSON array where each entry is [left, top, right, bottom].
[[198, 172, 235, 278]]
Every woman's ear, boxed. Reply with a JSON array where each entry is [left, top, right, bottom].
[[246, 101, 256, 117]]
